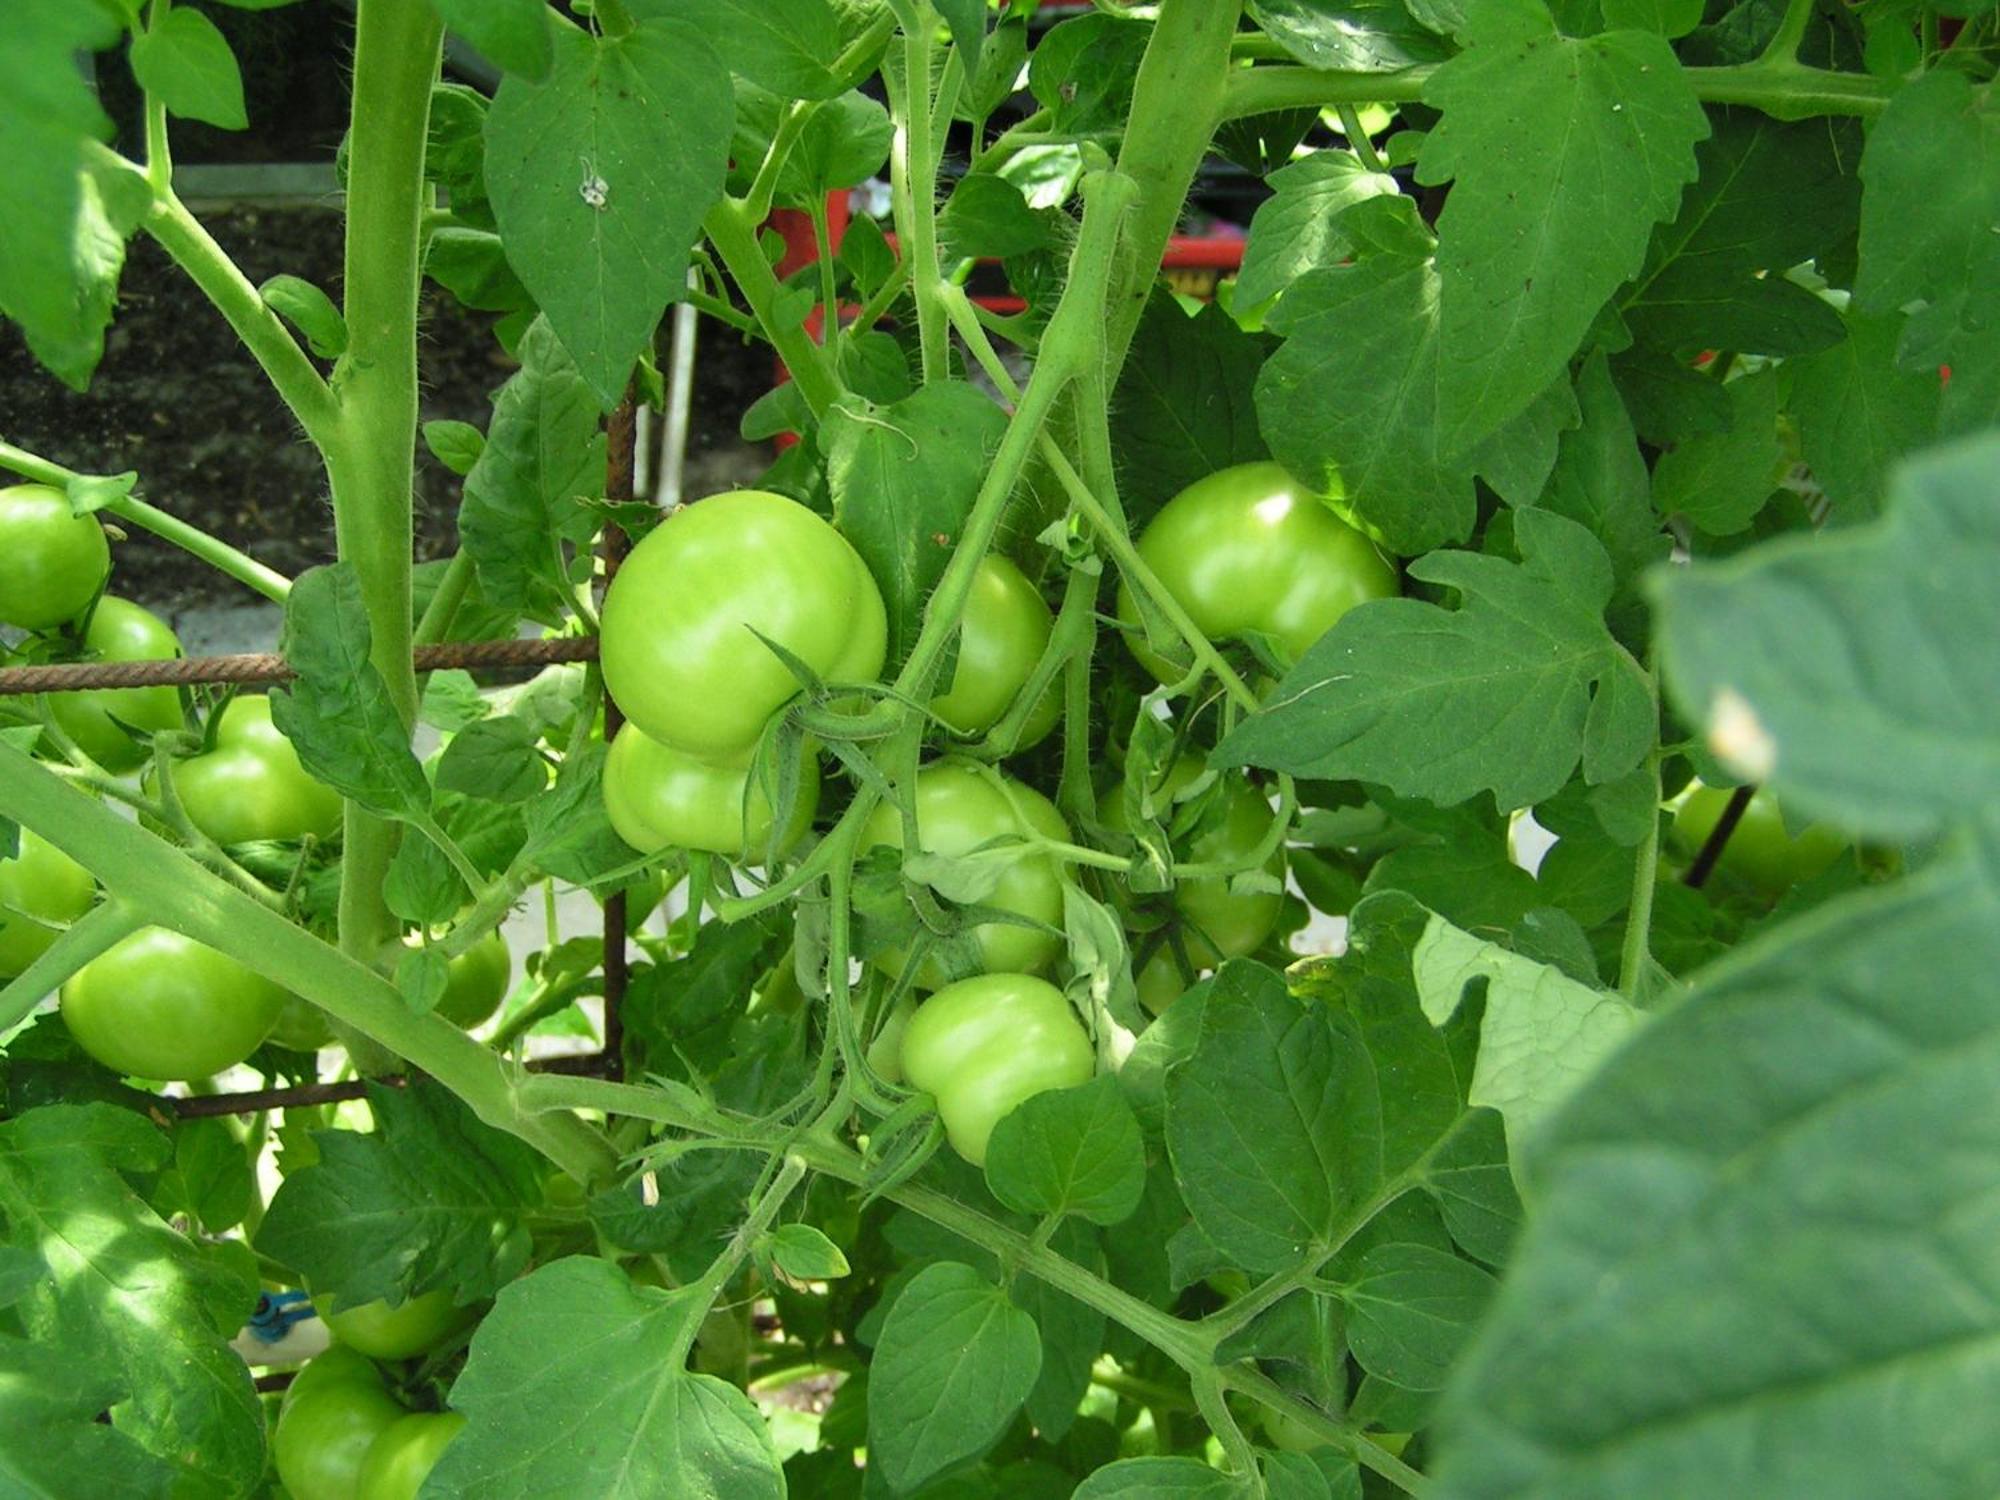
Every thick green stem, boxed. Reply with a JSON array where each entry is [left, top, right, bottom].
[[890, 5, 951, 381], [1104, 0, 1245, 375], [703, 200, 843, 419], [327, 0, 443, 1010], [0, 750, 614, 1181], [0, 442, 290, 603], [1619, 753, 1665, 1000]]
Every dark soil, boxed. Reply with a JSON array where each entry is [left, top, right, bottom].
[[0, 205, 774, 613]]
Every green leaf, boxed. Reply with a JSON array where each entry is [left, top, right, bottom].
[[519, 743, 631, 886], [778, 88, 893, 202], [1433, 850, 2000, 1499], [1027, 14, 1148, 133], [1416, 0, 1708, 448], [936, 0, 986, 82], [426, 226, 533, 311], [1247, 0, 1452, 70], [0, 3, 131, 390], [1540, 351, 1668, 590], [1855, 69, 2000, 439], [1649, 368, 1781, 536], [1014, 1220, 1105, 1441], [129, 7, 247, 128], [0, 1105, 263, 1494], [436, 716, 547, 805], [939, 171, 1055, 261], [270, 563, 433, 822], [259, 272, 347, 358], [1072, 1457, 1248, 1497], [485, 17, 733, 405], [431, 0, 552, 81], [1788, 307, 1942, 524], [423, 418, 486, 477], [767, 1223, 851, 1281], [985, 1075, 1146, 1227], [826, 380, 1008, 666], [1655, 431, 2000, 843], [867, 1260, 1043, 1492], [255, 1081, 544, 1307], [1600, 0, 1701, 33], [160, 1115, 256, 1235], [1341, 1242, 1496, 1390], [651, 0, 847, 100], [1163, 960, 1385, 1274], [1413, 911, 1644, 1151], [1111, 294, 1271, 531], [460, 316, 607, 613], [0, 1336, 183, 1500], [1216, 510, 1654, 812], [428, 1257, 786, 1498], [1621, 111, 1857, 357], [1423, 1108, 1520, 1267], [1234, 151, 1402, 312], [395, 942, 451, 1016]]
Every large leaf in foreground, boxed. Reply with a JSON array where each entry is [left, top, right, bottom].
[[427, 1257, 785, 1498], [1434, 849, 2000, 1499], [1217, 509, 1653, 812], [0, 1106, 263, 1496], [1656, 431, 2000, 841]]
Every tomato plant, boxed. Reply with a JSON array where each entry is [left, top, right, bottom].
[[60, 927, 284, 1080], [0, 483, 109, 631], [46, 596, 185, 772], [602, 721, 820, 858], [896, 973, 1095, 1165], [599, 489, 887, 763], [1118, 461, 1397, 677], [164, 694, 343, 845], [0, 827, 95, 977], [0, 2, 1990, 1497]]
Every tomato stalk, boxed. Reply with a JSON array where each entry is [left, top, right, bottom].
[[320, 0, 443, 1029], [1619, 750, 1666, 1001], [886, 1, 960, 382]]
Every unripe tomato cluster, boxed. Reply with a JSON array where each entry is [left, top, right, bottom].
[[274, 1297, 475, 1500], [0, 484, 508, 1082], [593, 466, 1401, 1165]]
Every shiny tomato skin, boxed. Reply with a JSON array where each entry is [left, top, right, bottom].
[[599, 490, 887, 763], [859, 762, 1070, 984], [0, 828, 96, 978], [897, 973, 1095, 1165], [432, 930, 511, 1030], [170, 695, 342, 844], [60, 927, 284, 1080], [47, 596, 185, 772], [602, 721, 820, 858], [273, 1353, 408, 1500], [931, 555, 1058, 746], [1116, 462, 1396, 678], [356, 1411, 467, 1500], [0, 484, 110, 631], [1670, 781, 1846, 899], [320, 1288, 476, 1361]]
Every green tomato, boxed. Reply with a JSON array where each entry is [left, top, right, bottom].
[[47, 596, 185, 772], [434, 930, 511, 1029], [356, 1411, 467, 1500], [266, 994, 333, 1052], [600, 490, 887, 763], [930, 555, 1059, 746], [320, 1288, 476, 1361], [280, 1343, 382, 1416], [898, 973, 1095, 1165], [860, 762, 1070, 985], [0, 484, 110, 631], [0, 828, 95, 978], [602, 721, 821, 858], [273, 1352, 408, 1500], [1104, 759, 1285, 964], [168, 695, 341, 844], [1669, 781, 1845, 900], [61, 927, 283, 1080], [1116, 462, 1396, 679]]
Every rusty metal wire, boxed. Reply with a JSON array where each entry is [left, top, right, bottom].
[[0, 635, 600, 696]]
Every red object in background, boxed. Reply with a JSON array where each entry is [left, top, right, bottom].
[[763, 193, 1247, 440]]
